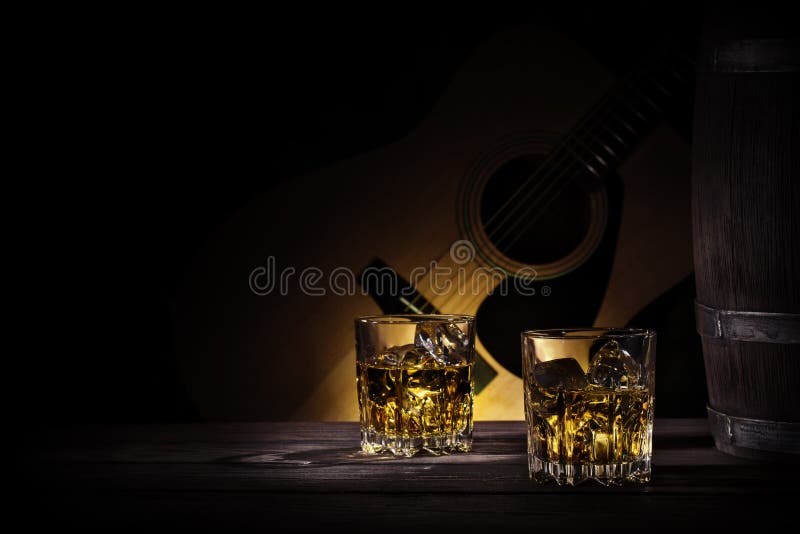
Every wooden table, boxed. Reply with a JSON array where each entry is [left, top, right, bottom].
[[15, 419, 798, 530]]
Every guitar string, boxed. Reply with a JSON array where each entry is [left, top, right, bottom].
[[486, 48, 695, 246], [405, 52, 688, 314], [434, 89, 648, 316], [399, 46, 695, 377], [401, 69, 649, 312], [475, 40, 693, 233], [404, 72, 652, 315], [478, 67, 642, 230], [404, 71, 653, 314], [484, 67, 661, 249], [407, 60, 684, 314], [495, 57, 692, 253], [494, 84, 660, 252], [464, 55, 694, 312], [475, 55, 694, 312]]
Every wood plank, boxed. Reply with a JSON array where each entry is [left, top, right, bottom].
[[18, 419, 714, 462], [18, 419, 796, 491], [15, 490, 796, 530], [14, 419, 800, 529]]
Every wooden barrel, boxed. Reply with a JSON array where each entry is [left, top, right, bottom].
[[691, 9, 800, 461]]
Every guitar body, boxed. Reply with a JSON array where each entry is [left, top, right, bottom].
[[174, 25, 693, 422]]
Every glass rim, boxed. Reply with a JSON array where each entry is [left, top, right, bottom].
[[355, 314, 475, 325], [521, 327, 655, 339]]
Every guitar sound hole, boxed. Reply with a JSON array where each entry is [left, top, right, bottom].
[[479, 155, 593, 265]]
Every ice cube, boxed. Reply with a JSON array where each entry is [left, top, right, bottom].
[[587, 340, 641, 389], [366, 344, 417, 367], [533, 358, 588, 389], [414, 321, 471, 365], [401, 347, 442, 369]]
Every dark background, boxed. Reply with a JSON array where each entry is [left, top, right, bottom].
[[20, 4, 717, 424]]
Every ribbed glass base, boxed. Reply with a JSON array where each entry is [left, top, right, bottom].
[[530, 456, 651, 486], [361, 429, 473, 457]]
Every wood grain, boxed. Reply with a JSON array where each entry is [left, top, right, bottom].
[[692, 71, 800, 314], [691, 20, 800, 438], [14, 420, 800, 530]]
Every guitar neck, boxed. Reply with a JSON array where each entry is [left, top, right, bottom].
[[552, 48, 695, 182], [357, 257, 439, 315]]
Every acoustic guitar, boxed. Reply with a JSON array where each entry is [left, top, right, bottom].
[[174, 25, 695, 421]]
